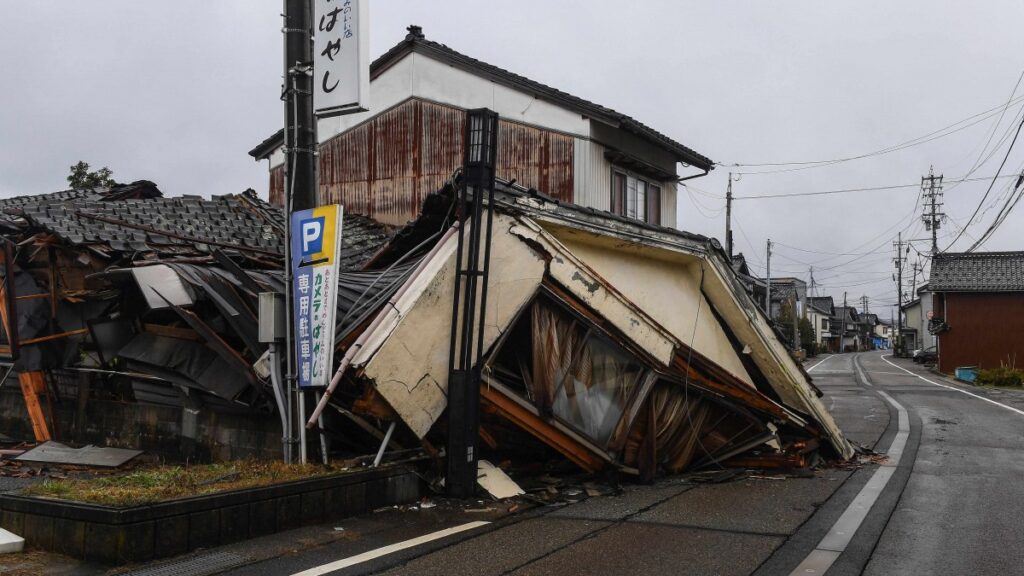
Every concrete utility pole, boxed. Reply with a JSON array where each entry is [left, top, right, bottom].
[[861, 295, 869, 315], [765, 239, 772, 317], [910, 261, 921, 297], [792, 294, 799, 351], [842, 292, 848, 352], [893, 232, 906, 355], [725, 173, 734, 259], [921, 167, 945, 255]]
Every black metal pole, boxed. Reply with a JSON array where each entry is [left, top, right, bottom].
[[284, 0, 316, 212], [446, 110, 499, 497], [283, 0, 316, 464]]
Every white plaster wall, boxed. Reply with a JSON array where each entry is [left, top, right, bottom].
[[359, 213, 546, 438], [549, 230, 755, 387]]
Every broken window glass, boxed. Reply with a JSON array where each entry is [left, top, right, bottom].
[[529, 300, 643, 447]]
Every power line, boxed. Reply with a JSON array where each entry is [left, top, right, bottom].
[[732, 173, 1017, 200], [967, 173, 1024, 251], [723, 93, 1024, 173], [943, 113, 1024, 251]]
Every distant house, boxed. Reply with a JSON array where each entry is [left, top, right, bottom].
[[874, 319, 892, 348], [806, 296, 834, 350], [900, 284, 935, 353], [929, 251, 1024, 373], [830, 306, 861, 352], [249, 25, 714, 227], [858, 313, 886, 350], [768, 278, 807, 321]]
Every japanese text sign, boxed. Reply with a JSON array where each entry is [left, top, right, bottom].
[[314, 0, 369, 118], [291, 205, 343, 387]]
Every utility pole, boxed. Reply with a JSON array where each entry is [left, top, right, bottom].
[[861, 295, 869, 315], [842, 292, 848, 352], [282, 0, 317, 464], [910, 261, 921, 298], [725, 173, 734, 259], [283, 0, 317, 212], [921, 167, 945, 255], [808, 266, 815, 298], [792, 293, 799, 351], [893, 232, 905, 355], [765, 239, 772, 317]]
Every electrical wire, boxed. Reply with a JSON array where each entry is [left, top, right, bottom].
[[732, 173, 1018, 200], [943, 113, 1024, 251], [723, 92, 1024, 173]]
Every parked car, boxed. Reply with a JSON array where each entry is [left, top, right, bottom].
[[913, 347, 937, 365]]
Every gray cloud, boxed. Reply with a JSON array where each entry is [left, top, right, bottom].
[[2, 1, 1022, 307]]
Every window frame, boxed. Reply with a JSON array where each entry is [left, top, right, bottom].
[[611, 168, 662, 226]]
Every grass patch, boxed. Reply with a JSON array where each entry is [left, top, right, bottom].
[[976, 366, 1024, 388], [20, 460, 342, 507]]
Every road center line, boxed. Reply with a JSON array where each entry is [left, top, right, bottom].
[[789, 365, 909, 575], [290, 521, 491, 576], [880, 354, 1024, 417]]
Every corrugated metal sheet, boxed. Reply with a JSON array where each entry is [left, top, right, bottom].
[[277, 98, 575, 226], [573, 138, 611, 213], [269, 165, 285, 206]]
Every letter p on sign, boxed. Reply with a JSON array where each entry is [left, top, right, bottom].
[[300, 217, 325, 256]]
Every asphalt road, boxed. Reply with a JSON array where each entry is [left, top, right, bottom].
[[858, 352, 1024, 576], [97, 352, 1024, 576]]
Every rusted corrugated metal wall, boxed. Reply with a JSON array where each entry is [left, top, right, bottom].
[[301, 99, 574, 225], [269, 165, 285, 206]]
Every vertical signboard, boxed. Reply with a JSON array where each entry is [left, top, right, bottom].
[[291, 205, 343, 388], [314, 0, 369, 117]]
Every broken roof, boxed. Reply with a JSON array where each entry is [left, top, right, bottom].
[[930, 251, 1024, 292], [1, 184, 389, 271], [250, 25, 714, 171]]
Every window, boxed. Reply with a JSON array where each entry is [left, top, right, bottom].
[[821, 318, 828, 330], [611, 170, 661, 225]]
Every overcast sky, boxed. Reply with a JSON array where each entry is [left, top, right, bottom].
[[3, 1, 1023, 310]]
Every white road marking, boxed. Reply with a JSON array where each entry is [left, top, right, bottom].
[[290, 521, 491, 576], [853, 355, 872, 387], [880, 354, 1024, 417], [807, 355, 834, 372], [789, 368, 909, 575]]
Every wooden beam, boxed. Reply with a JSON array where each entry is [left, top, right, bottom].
[[0, 241, 19, 359], [18, 371, 51, 442], [142, 323, 202, 341], [14, 293, 48, 301], [479, 383, 605, 473], [18, 328, 89, 346]]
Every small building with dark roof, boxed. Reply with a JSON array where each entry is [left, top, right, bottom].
[[250, 25, 713, 228], [929, 251, 1024, 373]]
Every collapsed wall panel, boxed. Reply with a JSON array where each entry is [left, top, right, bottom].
[[355, 213, 546, 438]]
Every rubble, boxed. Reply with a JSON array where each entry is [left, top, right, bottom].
[[0, 174, 851, 485]]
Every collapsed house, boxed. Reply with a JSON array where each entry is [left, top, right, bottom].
[[0, 176, 852, 477], [0, 181, 389, 459], [312, 177, 854, 477]]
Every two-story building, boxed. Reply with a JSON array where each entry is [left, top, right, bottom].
[[249, 25, 713, 227]]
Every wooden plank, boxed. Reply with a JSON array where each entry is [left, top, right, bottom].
[[479, 383, 605, 473], [142, 323, 202, 341], [18, 371, 51, 442], [18, 328, 89, 346]]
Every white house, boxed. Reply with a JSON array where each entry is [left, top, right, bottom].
[[250, 25, 714, 227]]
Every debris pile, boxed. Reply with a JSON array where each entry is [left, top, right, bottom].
[[0, 175, 852, 485]]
